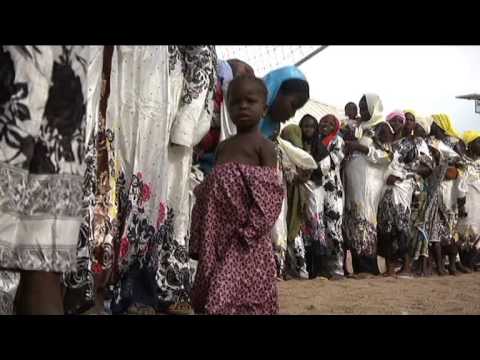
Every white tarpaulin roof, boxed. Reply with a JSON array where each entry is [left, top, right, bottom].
[[285, 99, 344, 126]]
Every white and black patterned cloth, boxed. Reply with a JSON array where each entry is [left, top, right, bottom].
[[303, 136, 345, 276], [377, 137, 434, 257], [104, 46, 216, 314], [61, 46, 105, 314], [343, 137, 393, 258], [0, 46, 90, 271], [0, 46, 96, 313]]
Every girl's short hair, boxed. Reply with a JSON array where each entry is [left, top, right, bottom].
[[226, 75, 268, 103]]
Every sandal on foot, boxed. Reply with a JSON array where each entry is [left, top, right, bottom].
[[165, 302, 193, 316], [456, 263, 472, 274], [397, 272, 414, 279], [356, 272, 376, 279], [383, 272, 397, 278], [127, 303, 156, 315]]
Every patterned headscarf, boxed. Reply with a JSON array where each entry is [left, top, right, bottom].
[[386, 110, 406, 124]]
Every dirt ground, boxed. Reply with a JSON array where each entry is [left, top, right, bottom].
[[278, 272, 480, 315]]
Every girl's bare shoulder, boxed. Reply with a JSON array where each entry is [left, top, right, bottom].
[[259, 137, 277, 167], [260, 136, 276, 150]]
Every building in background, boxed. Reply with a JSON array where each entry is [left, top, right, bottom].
[[456, 93, 480, 117]]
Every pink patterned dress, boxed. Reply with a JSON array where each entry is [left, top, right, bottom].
[[190, 163, 284, 315]]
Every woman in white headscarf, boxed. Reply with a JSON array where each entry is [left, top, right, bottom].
[[342, 93, 394, 277], [358, 93, 385, 136]]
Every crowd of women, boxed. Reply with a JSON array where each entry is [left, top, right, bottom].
[[0, 45, 479, 315], [279, 102, 480, 284]]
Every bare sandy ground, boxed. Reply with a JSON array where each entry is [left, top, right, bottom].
[[278, 272, 480, 315]]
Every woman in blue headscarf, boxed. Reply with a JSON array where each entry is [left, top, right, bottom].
[[260, 66, 310, 140], [262, 66, 311, 278]]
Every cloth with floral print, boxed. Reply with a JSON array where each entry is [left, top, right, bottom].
[[105, 46, 216, 313]]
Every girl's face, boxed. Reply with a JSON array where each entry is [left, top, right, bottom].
[[376, 123, 394, 144], [388, 116, 405, 138], [319, 116, 337, 136], [430, 122, 446, 140], [359, 96, 371, 123], [300, 116, 317, 140], [345, 103, 358, 120], [405, 112, 416, 133], [228, 79, 267, 131], [413, 124, 427, 139], [270, 92, 307, 123]]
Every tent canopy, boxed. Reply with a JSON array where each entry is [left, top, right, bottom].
[[285, 99, 343, 127]]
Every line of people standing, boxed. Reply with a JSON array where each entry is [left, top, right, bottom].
[[0, 46, 313, 315], [2, 45, 479, 315], [278, 99, 480, 282]]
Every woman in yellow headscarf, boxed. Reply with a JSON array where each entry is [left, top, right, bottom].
[[432, 113, 462, 139], [428, 113, 468, 275], [463, 130, 480, 146], [457, 130, 480, 271]]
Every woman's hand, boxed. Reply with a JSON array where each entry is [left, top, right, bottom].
[[386, 175, 401, 186], [458, 197, 468, 218], [341, 127, 356, 141], [192, 145, 204, 164], [416, 164, 432, 179], [445, 167, 459, 180], [343, 141, 355, 154], [294, 168, 312, 184], [344, 141, 368, 155], [428, 146, 441, 164]]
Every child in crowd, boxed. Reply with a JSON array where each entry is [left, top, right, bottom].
[[189, 76, 284, 315], [304, 115, 345, 280]]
